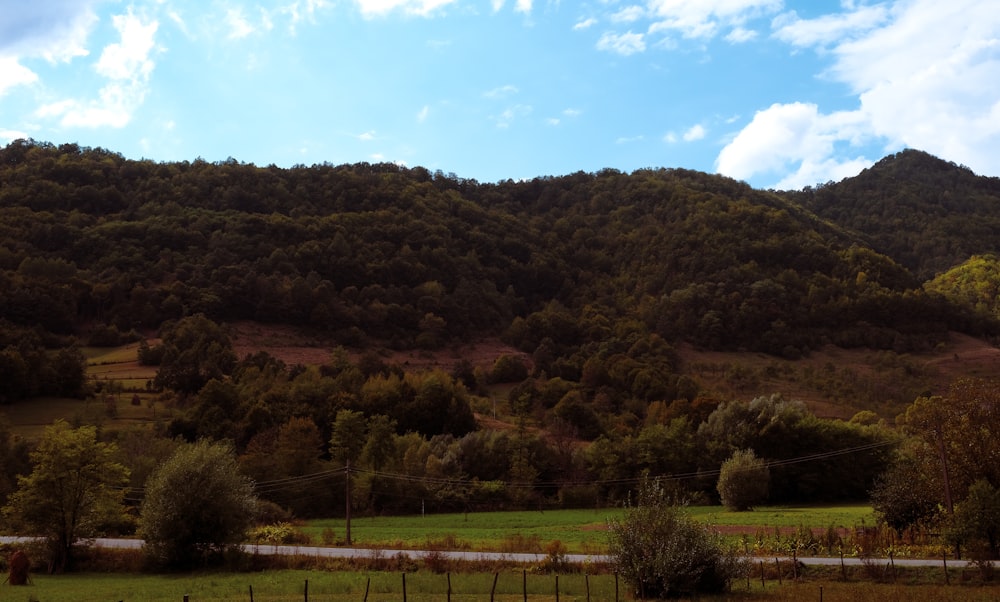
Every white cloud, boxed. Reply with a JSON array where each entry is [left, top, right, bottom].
[[772, 5, 889, 48], [358, 130, 377, 141], [683, 124, 706, 141], [0, 129, 31, 144], [725, 0, 1000, 186], [573, 17, 598, 30], [352, 0, 458, 17], [725, 26, 757, 43], [0, 57, 39, 97], [563, 108, 582, 118], [716, 102, 872, 189], [225, 8, 255, 39], [484, 84, 519, 98], [611, 6, 645, 24], [492, 104, 532, 128], [596, 31, 646, 55], [514, 0, 532, 14], [616, 134, 645, 144], [663, 131, 677, 143], [0, 0, 99, 63], [646, 0, 782, 40], [417, 105, 430, 122], [37, 10, 158, 129]]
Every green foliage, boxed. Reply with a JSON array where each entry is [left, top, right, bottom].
[[1, 421, 130, 573], [139, 440, 256, 569], [154, 314, 236, 395], [947, 480, 1000, 561], [608, 479, 748, 598], [871, 448, 940, 533], [717, 449, 770, 511]]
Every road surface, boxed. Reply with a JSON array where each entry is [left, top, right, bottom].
[[0, 535, 973, 568]]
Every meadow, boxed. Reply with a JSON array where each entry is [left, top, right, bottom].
[[8, 566, 1000, 601], [298, 505, 877, 556]]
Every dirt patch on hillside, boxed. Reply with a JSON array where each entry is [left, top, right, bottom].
[[229, 321, 525, 373]]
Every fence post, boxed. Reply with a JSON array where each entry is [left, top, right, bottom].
[[555, 574, 559, 602], [586, 573, 590, 602], [775, 558, 782, 585], [447, 572, 452, 602], [760, 560, 766, 589], [304, 578, 308, 602], [363, 577, 370, 602], [943, 552, 950, 586], [402, 572, 407, 602], [490, 572, 499, 602], [523, 569, 527, 602], [249, 584, 254, 602]]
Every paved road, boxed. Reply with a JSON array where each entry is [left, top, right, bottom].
[[0, 535, 974, 568]]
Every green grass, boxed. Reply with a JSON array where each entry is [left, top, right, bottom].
[[1, 569, 623, 601], [688, 504, 876, 530], [301, 505, 877, 555], [305, 508, 620, 555]]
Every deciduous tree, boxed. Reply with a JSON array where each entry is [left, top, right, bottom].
[[1, 421, 130, 573]]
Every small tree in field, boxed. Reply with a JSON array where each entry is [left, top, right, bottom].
[[1, 421, 130, 573], [717, 449, 770, 511], [140, 440, 256, 568], [609, 479, 748, 599]]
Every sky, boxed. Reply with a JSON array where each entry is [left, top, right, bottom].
[[1, 0, 998, 190]]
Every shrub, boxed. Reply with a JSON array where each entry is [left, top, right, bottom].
[[609, 478, 749, 599], [717, 449, 769, 511]]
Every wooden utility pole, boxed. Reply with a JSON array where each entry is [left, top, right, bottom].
[[345, 459, 352, 546]]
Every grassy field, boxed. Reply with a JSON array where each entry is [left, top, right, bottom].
[[0, 344, 166, 439], [299, 505, 877, 555], [7, 568, 1000, 601], [1, 569, 622, 601]]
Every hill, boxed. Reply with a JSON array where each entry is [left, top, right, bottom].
[[1, 139, 999, 418], [792, 149, 1000, 280]]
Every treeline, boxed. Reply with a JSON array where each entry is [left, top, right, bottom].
[[2, 140, 998, 407]]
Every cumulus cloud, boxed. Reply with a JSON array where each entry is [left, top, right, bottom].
[[596, 31, 646, 55], [683, 124, 706, 141], [0, 0, 99, 62], [573, 17, 598, 31], [719, 0, 1000, 187], [0, 57, 39, 97], [37, 10, 158, 129], [716, 102, 871, 189]]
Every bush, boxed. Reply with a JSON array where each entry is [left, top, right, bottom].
[[609, 478, 749, 599], [717, 449, 770, 511], [140, 440, 257, 569]]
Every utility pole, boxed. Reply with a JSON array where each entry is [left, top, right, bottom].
[[345, 458, 352, 546]]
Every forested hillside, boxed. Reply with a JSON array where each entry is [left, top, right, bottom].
[[3, 139, 1000, 517], [792, 149, 1000, 280]]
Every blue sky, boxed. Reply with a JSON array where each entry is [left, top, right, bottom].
[[1, 0, 998, 190]]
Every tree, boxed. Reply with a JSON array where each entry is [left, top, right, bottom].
[[140, 440, 256, 568], [947, 480, 1000, 561], [717, 449, 770, 511], [1, 421, 130, 573], [871, 449, 940, 533], [153, 314, 236, 395], [608, 478, 748, 598]]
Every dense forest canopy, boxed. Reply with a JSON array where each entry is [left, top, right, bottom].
[[4, 139, 1000, 518]]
